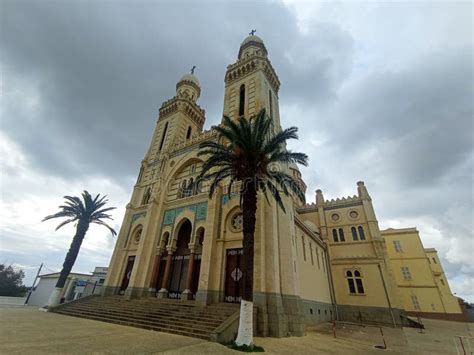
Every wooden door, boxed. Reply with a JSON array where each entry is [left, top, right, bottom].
[[224, 248, 243, 303], [191, 254, 202, 299], [119, 256, 135, 294]]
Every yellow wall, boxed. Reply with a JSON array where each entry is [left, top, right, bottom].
[[382, 228, 462, 314]]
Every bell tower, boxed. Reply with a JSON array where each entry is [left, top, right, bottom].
[[144, 70, 205, 162], [222, 33, 281, 130]]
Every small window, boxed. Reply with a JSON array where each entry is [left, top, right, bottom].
[[401, 266, 412, 281], [338, 228, 345, 242], [186, 126, 192, 140], [347, 269, 364, 294], [159, 122, 168, 151], [433, 257, 437, 264], [310, 308, 313, 315], [142, 187, 152, 205], [411, 295, 420, 310], [190, 164, 196, 174], [351, 227, 358, 241], [302, 236, 306, 261], [393, 240, 402, 252], [309, 243, 314, 265], [332, 229, 338, 242], [440, 279, 445, 286], [268, 90, 273, 119], [316, 247, 320, 269], [358, 226, 366, 240], [239, 84, 245, 117]]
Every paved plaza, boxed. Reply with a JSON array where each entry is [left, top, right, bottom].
[[0, 306, 472, 354]]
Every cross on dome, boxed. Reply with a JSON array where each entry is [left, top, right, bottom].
[[191, 65, 196, 74], [249, 29, 256, 36]]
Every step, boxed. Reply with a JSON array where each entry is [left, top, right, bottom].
[[55, 309, 214, 335], [62, 304, 232, 323], [52, 296, 238, 341], [55, 308, 221, 330], [56, 312, 209, 340]]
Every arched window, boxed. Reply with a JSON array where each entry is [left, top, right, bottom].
[[346, 269, 365, 294], [182, 178, 193, 198], [159, 122, 168, 151], [239, 84, 245, 117], [142, 187, 151, 205], [351, 227, 358, 241], [186, 126, 192, 140], [137, 166, 144, 184], [179, 179, 187, 198], [338, 228, 345, 242], [358, 226, 366, 240], [302, 236, 306, 261], [332, 229, 338, 242], [268, 90, 273, 119]]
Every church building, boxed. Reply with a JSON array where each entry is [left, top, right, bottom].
[[102, 34, 464, 337]]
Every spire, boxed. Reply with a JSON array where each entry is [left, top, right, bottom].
[[316, 189, 325, 206], [357, 181, 371, 200]]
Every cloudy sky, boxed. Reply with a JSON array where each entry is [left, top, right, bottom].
[[1, 0, 472, 301]]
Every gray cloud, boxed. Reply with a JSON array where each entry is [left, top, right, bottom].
[[1, 1, 472, 300]]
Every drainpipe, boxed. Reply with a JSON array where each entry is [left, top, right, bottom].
[[324, 248, 339, 321], [378, 263, 397, 327]]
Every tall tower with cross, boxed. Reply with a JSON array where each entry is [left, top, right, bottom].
[[222, 31, 282, 131]]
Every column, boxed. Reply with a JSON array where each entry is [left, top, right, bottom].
[[148, 249, 163, 296], [182, 247, 196, 300], [157, 247, 173, 299]]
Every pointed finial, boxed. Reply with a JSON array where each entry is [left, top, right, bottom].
[[249, 29, 256, 36], [191, 65, 196, 74]]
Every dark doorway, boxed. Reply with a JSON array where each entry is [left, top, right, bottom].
[[168, 219, 192, 299], [224, 248, 243, 303], [119, 256, 135, 295]]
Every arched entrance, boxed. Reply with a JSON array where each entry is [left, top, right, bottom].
[[168, 219, 191, 299]]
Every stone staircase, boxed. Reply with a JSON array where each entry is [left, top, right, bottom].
[[51, 295, 239, 341]]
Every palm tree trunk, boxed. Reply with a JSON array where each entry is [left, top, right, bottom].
[[235, 183, 257, 347], [48, 220, 89, 307]]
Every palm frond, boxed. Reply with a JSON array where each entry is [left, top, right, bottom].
[[92, 220, 117, 236]]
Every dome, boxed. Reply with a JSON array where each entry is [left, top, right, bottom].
[[238, 34, 267, 59], [178, 73, 200, 87], [240, 34, 264, 47]]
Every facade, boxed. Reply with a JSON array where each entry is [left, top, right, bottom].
[[382, 228, 464, 321], [103, 34, 464, 336]]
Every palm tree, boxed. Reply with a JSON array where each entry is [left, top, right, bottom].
[[42, 190, 116, 307], [198, 109, 307, 347]]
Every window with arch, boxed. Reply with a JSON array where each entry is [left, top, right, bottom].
[[346, 269, 365, 294], [332, 229, 338, 242], [186, 126, 192, 140], [142, 187, 151, 205], [358, 226, 366, 240], [338, 228, 345, 242], [239, 84, 245, 117], [159, 121, 168, 151], [184, 178, 194, 197], [137, 166, 144, 184], [268, 90, 273, 119], [302, 236, 306, 262], [351, 227, 358, 241]]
